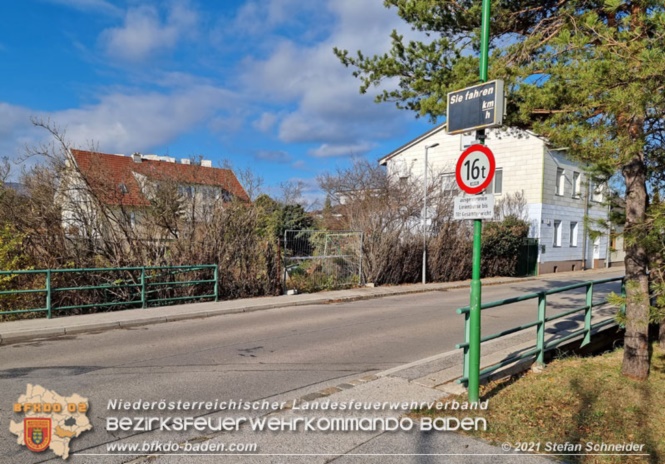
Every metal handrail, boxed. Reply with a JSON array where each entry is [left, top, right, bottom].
[[455, 276, 625, 384], [0, 265, 218, 319]]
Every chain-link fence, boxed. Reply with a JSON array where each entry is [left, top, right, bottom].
[[283, 230, 363, 293]]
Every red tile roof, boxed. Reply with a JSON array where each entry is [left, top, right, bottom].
[[70, 149, 249, 206]]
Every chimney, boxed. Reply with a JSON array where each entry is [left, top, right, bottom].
[[131, 152, 142, 163], [201, 160, 212, 167]]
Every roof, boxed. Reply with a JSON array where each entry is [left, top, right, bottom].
[[378, 123, 448, 165], [70, 149, 249, 207], [378, 124, 552, 166]]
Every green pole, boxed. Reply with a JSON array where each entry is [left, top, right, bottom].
[[479, 0, 491, 82], [214, 265, 219, 302], [141, 267, 146, 308], [468, 0, 492, 404], [468, 220, 482, 402], [46, 269, 52, 319]]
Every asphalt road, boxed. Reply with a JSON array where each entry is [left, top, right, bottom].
[[0, 270, 623, 462]]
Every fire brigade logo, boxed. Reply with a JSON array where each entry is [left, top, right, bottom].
[[10, 384, 92, 460], [24, 418, 52, 452]]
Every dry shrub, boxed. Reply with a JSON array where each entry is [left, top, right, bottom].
[[429, 221, 473, 282], [319, 160, 531, 285]]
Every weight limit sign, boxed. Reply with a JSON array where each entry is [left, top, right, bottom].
[[455, 144, 496, 195]]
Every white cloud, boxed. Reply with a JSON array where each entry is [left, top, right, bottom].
[[253, 112, 278, 132], [0, 85, 237, 176], [50, 86, 235, 154], [100, 3, 198, 62], [309, 142, 375, 158], [255, 150, 291, 163], [45, 0, 122, 16], [2, 0, 426, 181], [0, 103, 44, 164], [231, 0, 323, 36], [208, 115, 245, 135], [0, 103, 33, 138], [236, 0, 420, 157]]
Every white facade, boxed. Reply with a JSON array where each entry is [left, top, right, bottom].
[[379, 124, 611, 274]]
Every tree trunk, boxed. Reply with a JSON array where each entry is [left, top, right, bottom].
[[660, 320, 665, 351], [621, 153, 651, 380]]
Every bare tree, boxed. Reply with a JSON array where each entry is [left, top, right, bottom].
[[319, 159, 467, 284], [0, 157, 10, 183], [222, 160, 263, 202]]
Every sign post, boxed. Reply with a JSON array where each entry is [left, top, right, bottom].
[[446, 0, 496, 404], [466, 0, 493, 405]]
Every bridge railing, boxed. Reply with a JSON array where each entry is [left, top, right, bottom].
[[0, 265, 218, 319], [456, 276, 625, 384]]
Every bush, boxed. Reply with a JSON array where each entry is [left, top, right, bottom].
[[481, 215, 530, 277]]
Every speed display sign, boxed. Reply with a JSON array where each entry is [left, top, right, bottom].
[[455, 144, 496, 195]]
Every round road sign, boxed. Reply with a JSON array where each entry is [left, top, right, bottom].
[[455, 144, 496, 195]]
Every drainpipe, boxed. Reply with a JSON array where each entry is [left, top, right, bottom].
[[582, 177, 590, 270], [606, 199, 611, 268]]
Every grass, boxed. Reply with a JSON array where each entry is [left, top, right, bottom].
[[416, 345, 665, 463]]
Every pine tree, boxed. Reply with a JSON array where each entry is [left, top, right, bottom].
[[335, 0, 665, 379]]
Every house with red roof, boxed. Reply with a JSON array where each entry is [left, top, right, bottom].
[[61, 149, 249, 240]]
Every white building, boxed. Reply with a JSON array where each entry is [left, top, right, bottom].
[[379, 124, 611, 274]]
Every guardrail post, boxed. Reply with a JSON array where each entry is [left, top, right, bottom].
[[582, 282, 593, 347], [46, 269, 52, 319], [214, 265, 219, 302], [463, 310, 470, 382], [141, 267, 146, 308], [283, 231, 288, 294], [536, 292, 546, 366], [359, 232, 364, 286]]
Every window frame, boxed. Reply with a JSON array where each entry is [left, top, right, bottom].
[[485, 168, 503, 195], [553, 220, 562, 247], [591, 182, 603, 202], [441, 172, 459, 196], [572, 172, 581, 198], [555, 168, 565, 196], [569, 221, 578, 247]]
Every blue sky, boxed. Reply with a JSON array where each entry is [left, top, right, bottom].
[[0, 0, 434, 206]]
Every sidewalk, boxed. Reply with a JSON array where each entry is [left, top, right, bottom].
[[0, 266, 622, 346], [121, 374, 558, 464]]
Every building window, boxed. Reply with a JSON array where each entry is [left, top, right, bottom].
[[570, 221, 578, 247], [442, 173, 459, 196], [572, 172, 581, 198], [591, 182, 603, 202], [553, 220, 562, 247], [201, 186, 223, 201], [556, 168, 565, 196], [485, 168, 503, 195], [178, 185, 194, 198]]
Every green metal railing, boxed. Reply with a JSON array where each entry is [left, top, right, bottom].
[[456, 276, 625, 384], [0, 265, 218, 319]]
